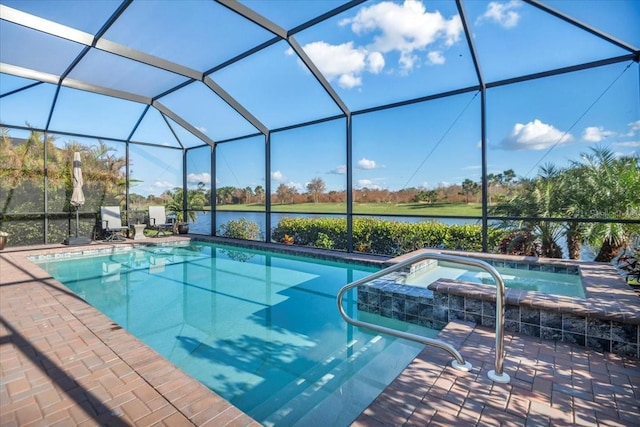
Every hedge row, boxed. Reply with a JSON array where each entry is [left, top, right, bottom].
[[271, 217, 505, 256]]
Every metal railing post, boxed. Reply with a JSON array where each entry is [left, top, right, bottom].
[[336, 252, 510, 383]]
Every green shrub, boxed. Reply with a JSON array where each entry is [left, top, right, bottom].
[[446, 224, 483, 251], [218, 218, 261, 241], [272, 217, 504, 256], [392, 221, 450, 254], [315, 232, 334, 249], [272, 217, 347, 250]]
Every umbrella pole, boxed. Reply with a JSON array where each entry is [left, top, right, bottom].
[[75, 207, 79, 238]]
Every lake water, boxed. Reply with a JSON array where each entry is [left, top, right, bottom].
[[189, 211, 476, 236]]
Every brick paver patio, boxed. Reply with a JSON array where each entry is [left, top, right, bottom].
[[357, 321, 639, 426], [2, 242, 639, 426]]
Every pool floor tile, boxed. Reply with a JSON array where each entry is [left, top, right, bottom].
[[2, 242, 640, 426]]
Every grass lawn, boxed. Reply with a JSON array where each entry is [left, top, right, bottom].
[[216, 202, 483, 217]]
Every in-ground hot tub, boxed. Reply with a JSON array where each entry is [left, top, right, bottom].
[[357, 249, 640, 359]]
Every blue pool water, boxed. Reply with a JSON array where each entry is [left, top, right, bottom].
[[405, 260, 585, 298], [33, 242, 438, 426]]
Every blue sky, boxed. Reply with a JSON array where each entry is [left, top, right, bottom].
[[218, 0, 640, 194], [1, 0, 639, 197]]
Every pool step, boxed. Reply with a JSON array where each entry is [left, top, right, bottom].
[[248, 332, 391, 426], [250, 316, 431, 426]]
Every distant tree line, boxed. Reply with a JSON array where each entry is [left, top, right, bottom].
[[214, 171, 520, 207]]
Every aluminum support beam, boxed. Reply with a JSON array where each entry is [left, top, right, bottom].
[[458, 0, 488, 251], [203, 76, 268, 136], [153, 101, 216, 147], [526, 0, 639, 53]]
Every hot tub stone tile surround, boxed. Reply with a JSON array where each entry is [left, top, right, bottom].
[[357, 249, 640, 359]]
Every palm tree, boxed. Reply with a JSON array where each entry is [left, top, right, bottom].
[[165, 187, 206, 225], [567, 147, 640, 262], [495, 147, 640, 261], [561, 165, 590, 259], [492, 164, 565, 258], [216, 186, 235, 205]]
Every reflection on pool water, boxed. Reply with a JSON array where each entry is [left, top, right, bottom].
[[33, 242, 439, 426], [405, 260, 585, 298]]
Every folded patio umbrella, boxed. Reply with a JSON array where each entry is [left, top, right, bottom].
[[70, 152, 85, 237], [65, 152, 91, 245]]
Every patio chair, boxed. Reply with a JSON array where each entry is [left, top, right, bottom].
[[100, 206, 128, 242], [147, 206, 173, 237]]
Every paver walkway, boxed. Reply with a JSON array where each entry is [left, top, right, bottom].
[[2, 242, 639, 426], [357, 321, 640, 426]]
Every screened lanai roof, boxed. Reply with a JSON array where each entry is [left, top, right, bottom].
[[1, 0, 639, 149]]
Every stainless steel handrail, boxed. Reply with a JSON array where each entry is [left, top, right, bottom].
[[336, 252, 510, 383]]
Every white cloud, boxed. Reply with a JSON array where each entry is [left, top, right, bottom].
[[187, 172, 211, 184], [302, 41, 367, 88], [338, 73, 362, 88], [477, 0, 522, 28], [444, 11, 463, 46], [626, 120, 640, 136], [289, 181, 303, 192], [271, 170, 286, 181], [195, 125, 207, 134], [297, 1, 461, 88], [357, 158, 377, 169], [399, 52, 418, 71], [613, 149, 639, 159], [582, 126, 615, 142], [367, 51, 385, 73], [342, 0, 462, 72], [357, 179, 381, 189], [330, 165, 347, 175], [427, 50, 445, 65], [300, 42, 387, 88], [498, 119, 574, 151], [151, 180, 174, 192], [614, 140, 640, 148]]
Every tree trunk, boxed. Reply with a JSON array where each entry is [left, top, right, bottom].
[[542, 242, 563, 259], [541, 233, 563, 259], [594, 238, 624, 263], [565, 225, 582, 260]]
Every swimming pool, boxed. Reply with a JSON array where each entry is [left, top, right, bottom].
[[33, 242, 437, 426], [404, 260, 585, 298]]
